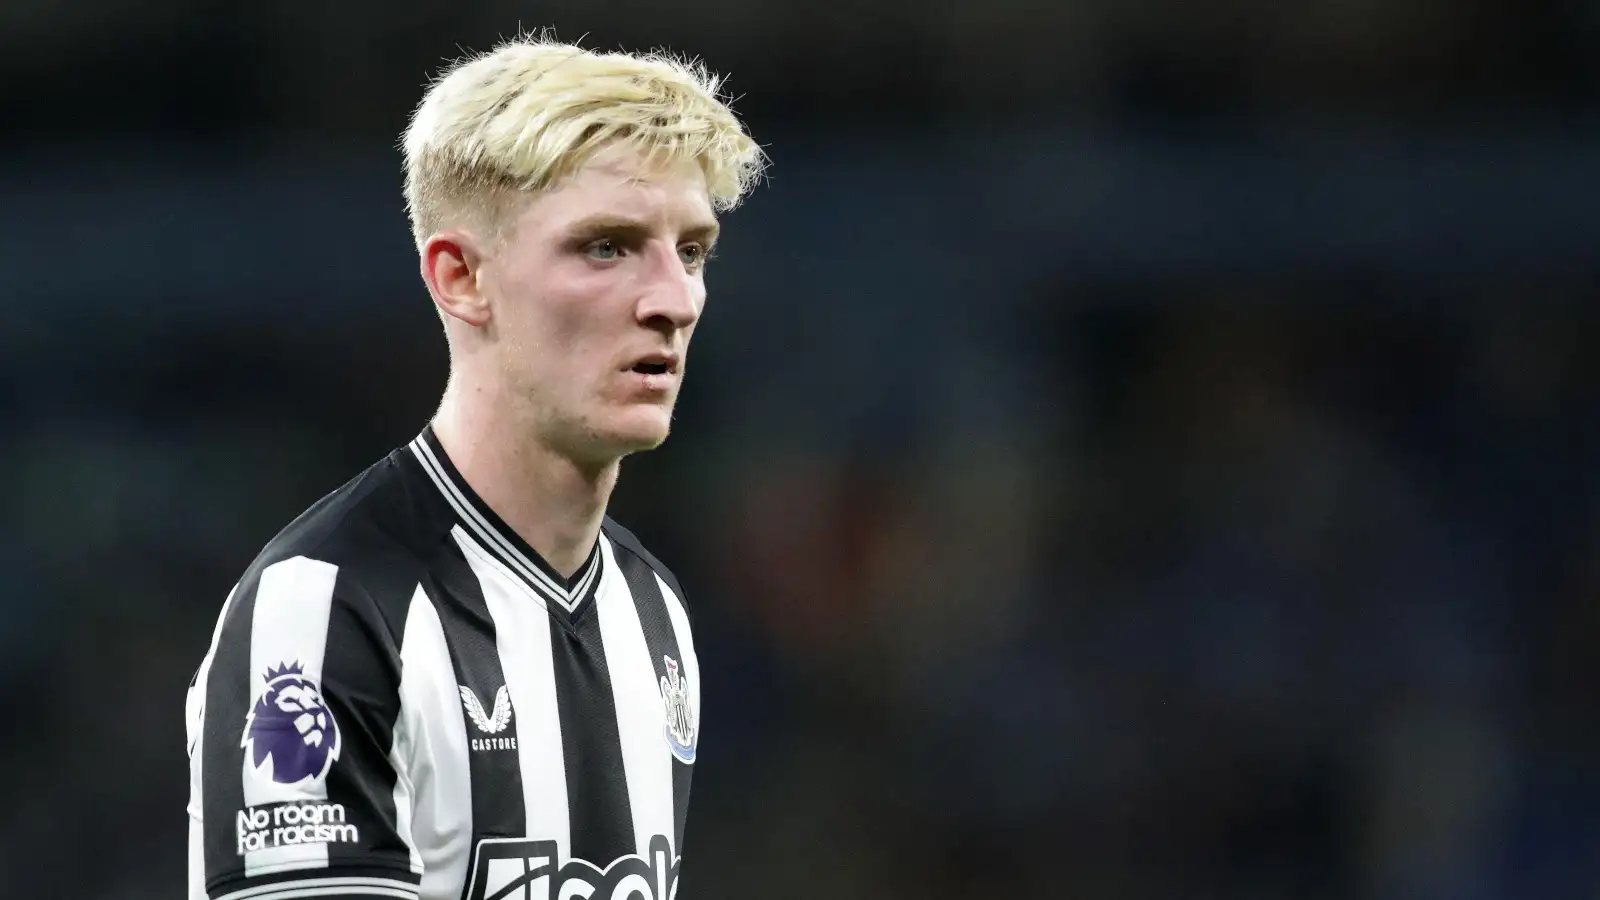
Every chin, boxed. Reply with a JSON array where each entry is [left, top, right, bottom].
[[594, 407, 674, 456]]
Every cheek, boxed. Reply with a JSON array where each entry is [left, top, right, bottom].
[[531, 269, 608, 333], [549, 283, 629, 349], [495, 265, 624, 379], [498, 284, 580, 351]]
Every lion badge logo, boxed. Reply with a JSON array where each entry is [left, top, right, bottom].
[[660, 656, 696, 764], [241, 661, 342, 784]]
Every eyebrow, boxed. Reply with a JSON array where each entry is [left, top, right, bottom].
[[564, 214, 721, 247]]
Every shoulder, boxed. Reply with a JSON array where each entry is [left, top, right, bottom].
[[229, 449, 445, 642], [602, 516, 689, 609], [199, 455, 436, 724]]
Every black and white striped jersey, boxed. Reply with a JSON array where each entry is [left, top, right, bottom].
[[185, 426, 701, 900]]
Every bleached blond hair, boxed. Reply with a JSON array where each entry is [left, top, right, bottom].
[[402, 35, 765, 249]]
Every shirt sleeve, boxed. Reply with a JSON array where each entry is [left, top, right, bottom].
[[187, 555, 422, 900]]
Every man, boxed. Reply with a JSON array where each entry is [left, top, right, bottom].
[[185, 36, 764, 900]]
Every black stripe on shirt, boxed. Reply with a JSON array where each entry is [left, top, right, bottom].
[[323, 563, 411, 869], [550, 610, 634, 866]]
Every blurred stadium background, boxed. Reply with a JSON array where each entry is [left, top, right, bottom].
[[2, 2, 1598, 897]]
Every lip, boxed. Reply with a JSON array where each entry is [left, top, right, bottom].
[[622, 350, 681, 376], [619, 350, 681, 396], [621, 370, 677, 398]]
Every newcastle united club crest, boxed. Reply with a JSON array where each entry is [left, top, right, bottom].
[[659, 656, 696, 764]]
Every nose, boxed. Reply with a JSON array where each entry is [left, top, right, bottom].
[[635, 246, 702, 331]]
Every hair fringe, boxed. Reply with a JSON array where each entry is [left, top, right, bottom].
[[402, 34, 767, 248]]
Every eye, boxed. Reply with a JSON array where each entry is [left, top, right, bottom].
[[679, 243, 709, 270], [586, 239, 621, 261]]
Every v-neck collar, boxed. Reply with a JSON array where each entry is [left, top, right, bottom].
[[408, 426, 604, 619]]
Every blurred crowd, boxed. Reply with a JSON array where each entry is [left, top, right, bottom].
[[5, 0, 1598, 134], [3, 0, 1598, 897]]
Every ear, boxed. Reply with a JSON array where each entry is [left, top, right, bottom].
[[421, 229, 492, 327]]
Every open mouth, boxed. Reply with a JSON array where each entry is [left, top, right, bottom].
[[628, 355, 678, 376]]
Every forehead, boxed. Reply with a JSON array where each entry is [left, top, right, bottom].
[[518, 146, 715, 235]]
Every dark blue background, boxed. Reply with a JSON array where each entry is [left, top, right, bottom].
[[2, 3, 1596, 897]]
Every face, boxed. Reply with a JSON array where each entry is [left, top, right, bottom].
[[439, 147, 719, 466]]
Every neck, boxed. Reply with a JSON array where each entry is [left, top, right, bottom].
[[431, 375, 618, 579]]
